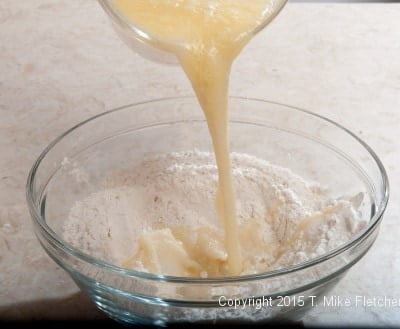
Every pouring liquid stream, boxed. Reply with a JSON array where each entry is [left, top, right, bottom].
[[111, 0, 286, 276]]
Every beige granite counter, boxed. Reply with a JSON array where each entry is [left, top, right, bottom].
[[0, 0, 399, 326]]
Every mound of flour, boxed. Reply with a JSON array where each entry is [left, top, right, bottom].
[[63, 150, 366, 274]]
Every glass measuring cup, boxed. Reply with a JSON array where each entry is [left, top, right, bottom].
[[98, 0, 288, 64]]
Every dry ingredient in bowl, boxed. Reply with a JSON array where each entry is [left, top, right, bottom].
[[63, 150, 366, 277]]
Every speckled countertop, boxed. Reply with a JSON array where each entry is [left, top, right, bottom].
[[0, 0, 399, 326]]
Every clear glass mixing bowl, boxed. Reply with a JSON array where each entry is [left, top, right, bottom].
[[27, 97, 388, 325], [97, 0, 288, 63]]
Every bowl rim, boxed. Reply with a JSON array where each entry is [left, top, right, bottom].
[[26, 96, 389, 284]]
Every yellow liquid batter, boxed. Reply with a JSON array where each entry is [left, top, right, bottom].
[[111, 0, 286, 276]]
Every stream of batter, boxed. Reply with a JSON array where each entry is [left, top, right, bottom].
[[111, 0, 286, 276]]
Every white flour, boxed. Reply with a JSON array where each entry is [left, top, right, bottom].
[[63, 150, 367, 275]]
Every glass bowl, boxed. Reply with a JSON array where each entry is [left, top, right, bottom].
[[26, 97, 388, 325]]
